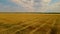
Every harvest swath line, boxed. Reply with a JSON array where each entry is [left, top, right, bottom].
[[13, 22, 41, 34], [11, 16, 54, 33], [0, 17, 46, 34], [0, 16, 51, 34], [0, 17, 38, 32], [1, 17, 47, 34], [0, 16, 50, 33], [12, 16, 52, 34], [0, 15, 58, 34], [30, 16, 55, 34], [29, 17, 55, 34], [46, 17, 57, 34], [54, 16, 60, 34]]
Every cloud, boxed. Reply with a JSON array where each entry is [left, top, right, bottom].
[[0, 0, 60, 12], [42, 0, 51, 3], [34, 0, 51, 12], [0, 3, 27, 12], [11, 0, 52, 12], [47, 2, 60, 12], [0, 0, 52, 12], [11, 0, 34, 10]]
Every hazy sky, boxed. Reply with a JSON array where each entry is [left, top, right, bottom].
[[0, 0, 60, 12]]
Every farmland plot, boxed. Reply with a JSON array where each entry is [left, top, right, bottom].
[[0, 14, 60, 34]]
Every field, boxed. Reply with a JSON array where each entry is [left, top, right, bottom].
[[0, 13, 60, 34]]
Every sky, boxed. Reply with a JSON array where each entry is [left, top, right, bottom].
[[0, 0, 60, 12]]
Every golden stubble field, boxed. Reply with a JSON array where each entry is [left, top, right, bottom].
[[0, 13, 60, 34]]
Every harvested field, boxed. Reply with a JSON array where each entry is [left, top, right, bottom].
[[0, 13, 60, 34]]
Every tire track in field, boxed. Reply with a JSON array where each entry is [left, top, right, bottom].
[[54, 16, 60, 34], [13, 16, 52, 34], [29, 17, 56, 34], [0, 16, 55, 34], [12, 17, 52, 34], [0, 17, 38, 32], [46, 17, 57, 34], [13, 17, 54, 34], [0, 17, 47, 34]]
